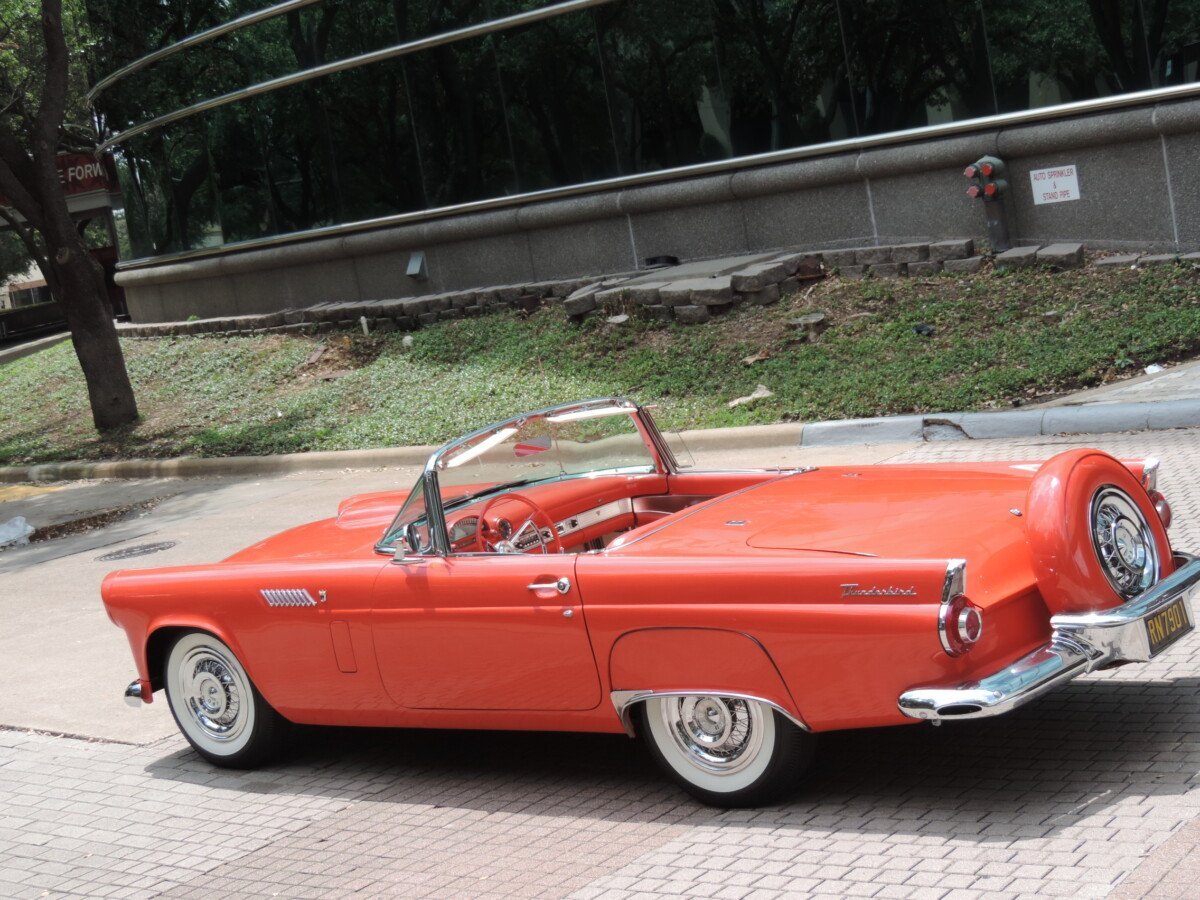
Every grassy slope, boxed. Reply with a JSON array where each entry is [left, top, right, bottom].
[[1, 263, 1199, 465]]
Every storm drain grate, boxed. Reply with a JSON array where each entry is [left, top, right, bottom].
[[96, 541, 177, 562]]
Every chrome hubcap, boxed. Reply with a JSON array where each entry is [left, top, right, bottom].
[[1092, 487, 1159, 599], [179, 647, 247, 743], [662, 696, 764, 775]]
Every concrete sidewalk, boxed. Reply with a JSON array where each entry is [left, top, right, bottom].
[[802, 358, 1200, 446]]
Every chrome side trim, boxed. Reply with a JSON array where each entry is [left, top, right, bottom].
[[260, 588, 318, 607], [87, 0, 324, 102], [124, 680, 145, 708], [1141, 457, 1160, 491], [610, 689, 810, 738], [114, 80, 1200, 273], [98, 0, 620, 152], [937, 559, 967, 655], [899, 554, 1200, 723]]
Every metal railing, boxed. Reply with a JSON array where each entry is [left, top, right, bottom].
[[96, 0, 620, 152], [113, 78, 1200, 273], [86, 0, 325, 103]]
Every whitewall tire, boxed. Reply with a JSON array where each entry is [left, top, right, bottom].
[[164, 631, 287, 768], [640, 695, 815, 807]]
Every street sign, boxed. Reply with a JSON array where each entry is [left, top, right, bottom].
[[1030, 165, 1081, 205]]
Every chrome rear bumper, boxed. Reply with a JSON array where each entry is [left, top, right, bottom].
[[899, 554, 1200, 722]]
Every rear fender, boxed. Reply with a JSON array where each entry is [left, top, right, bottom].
[[607, 627, 803, 735], [1026, 449, 1173, 614]]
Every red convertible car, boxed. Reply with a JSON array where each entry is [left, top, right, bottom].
[[104, 398, 1197, 806]]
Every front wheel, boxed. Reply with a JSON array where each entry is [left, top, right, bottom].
[[163, 631, 288, 768], [639, 695, 815, 807]]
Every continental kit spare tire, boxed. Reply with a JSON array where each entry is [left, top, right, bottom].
[[1025, 448, 1172, 615]]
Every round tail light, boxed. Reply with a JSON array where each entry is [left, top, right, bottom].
[[939, 594, 984, 656], [1149, 489, 1172, 530]]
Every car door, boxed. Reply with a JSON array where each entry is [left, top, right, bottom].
[[370, 554, 602, 710]]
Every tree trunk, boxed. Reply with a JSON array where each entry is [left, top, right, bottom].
[[46, 221, 138, 431]]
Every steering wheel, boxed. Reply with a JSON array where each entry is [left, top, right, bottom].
[[475, 492, 564, 554]]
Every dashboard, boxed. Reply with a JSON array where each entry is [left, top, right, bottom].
[[448, 499, 634, 553]]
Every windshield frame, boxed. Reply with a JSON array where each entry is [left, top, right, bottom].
[[377, 397, 676, 555]]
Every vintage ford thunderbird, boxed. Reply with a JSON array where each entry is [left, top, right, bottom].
[[104, 398, 1197, 806]]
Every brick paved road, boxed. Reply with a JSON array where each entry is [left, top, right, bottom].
[[4, 428, 1200, 898]]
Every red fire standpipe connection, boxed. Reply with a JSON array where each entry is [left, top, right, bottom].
[[963, 155, 1011, 252]]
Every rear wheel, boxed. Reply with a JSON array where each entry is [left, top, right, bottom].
[[163, 631, 287, 768], [639, 695, 815, 807]]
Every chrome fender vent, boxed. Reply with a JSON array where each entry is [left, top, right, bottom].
[[260, 588, 317, 607]]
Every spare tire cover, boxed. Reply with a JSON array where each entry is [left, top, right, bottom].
[[1025, 448, 1173, 614]]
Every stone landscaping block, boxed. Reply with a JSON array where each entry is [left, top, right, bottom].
[[891, 243, 929, 263], [730, 261, 786, 292], [643, 304, 673, 322], [626, 282, 667, 305], [283, 308, 308, 325], [823, 248, 857, 268], [496, 285, 524, 302], [907, 259, 943, 276], [839, 265, 869, 279], [426, 295, 453, 313], [417, 312, 439, 326], [770, 252, 821, 276], [777, 276, 801, 295], [1095, 253, 1141, 268], [450, 292, 478, 309], [742, 284, 780, 306], [994, 245, 1040, 269], [872, 262, 907, 277], [1036, 242, 1085, 270], [659, 276, 733, 306], [855, 245, 893, 265], [594, 287, 628, 307], [1139, 253, 1179, 265], [929, 239, 973, 260], [1179, 251, 1200, 263], [674, 305, 711, 325], [944, 256, 985, 274], [562, 293, 598, 316], [565, 283, 599, 301]]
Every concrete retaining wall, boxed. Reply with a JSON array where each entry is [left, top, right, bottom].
[[116, 96, 1200, 324]]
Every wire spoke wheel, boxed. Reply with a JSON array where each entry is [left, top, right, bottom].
[[641, 694, 814, 807], [164, 631, 286, 767]]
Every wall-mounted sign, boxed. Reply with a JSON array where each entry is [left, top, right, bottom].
[[1, 152, 119, 210], [1030, 165, 1080, 205]]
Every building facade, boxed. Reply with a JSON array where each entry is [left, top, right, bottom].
[[91, 0, 1200, 323]]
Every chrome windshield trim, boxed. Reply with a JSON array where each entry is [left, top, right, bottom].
[[114, 79, 1200, 273], [610, 689, 809, 738], [97, 0, 620, 152], [87, 0, 324, 103]]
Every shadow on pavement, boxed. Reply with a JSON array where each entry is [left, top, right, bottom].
[[142, 675, 1200, 837]]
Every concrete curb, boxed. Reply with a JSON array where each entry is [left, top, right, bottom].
[[0, 423, 804, 484], [0, 331, 69, 366], [800, 398, 1200, 446]]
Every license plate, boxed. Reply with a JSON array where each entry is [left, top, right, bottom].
[[1145, 599, 1193, 656]]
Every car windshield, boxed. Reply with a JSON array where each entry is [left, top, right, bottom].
[[380, 401, 658, 550]]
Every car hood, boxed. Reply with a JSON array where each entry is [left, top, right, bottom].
[[612, 462, 1042, 602]]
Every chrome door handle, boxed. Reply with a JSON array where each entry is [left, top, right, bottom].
[[528, 577, 571, 595]]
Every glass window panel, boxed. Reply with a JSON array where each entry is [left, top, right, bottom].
[[406, 36, 516, 207], [983, 0, 1153, 113], [491, 9, 621, 190], [709, 0, 856, 154], [206, 104, 275, 245], [323, 60, 427, 221], [1150, 0, 1200, 86], [594, 0, 728, 173], [112, 121, 221, 255], [839, 0, 996, 136], [256, 80, 341, 232]]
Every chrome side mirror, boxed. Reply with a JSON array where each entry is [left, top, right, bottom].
[[391, 522, 426, 565]]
